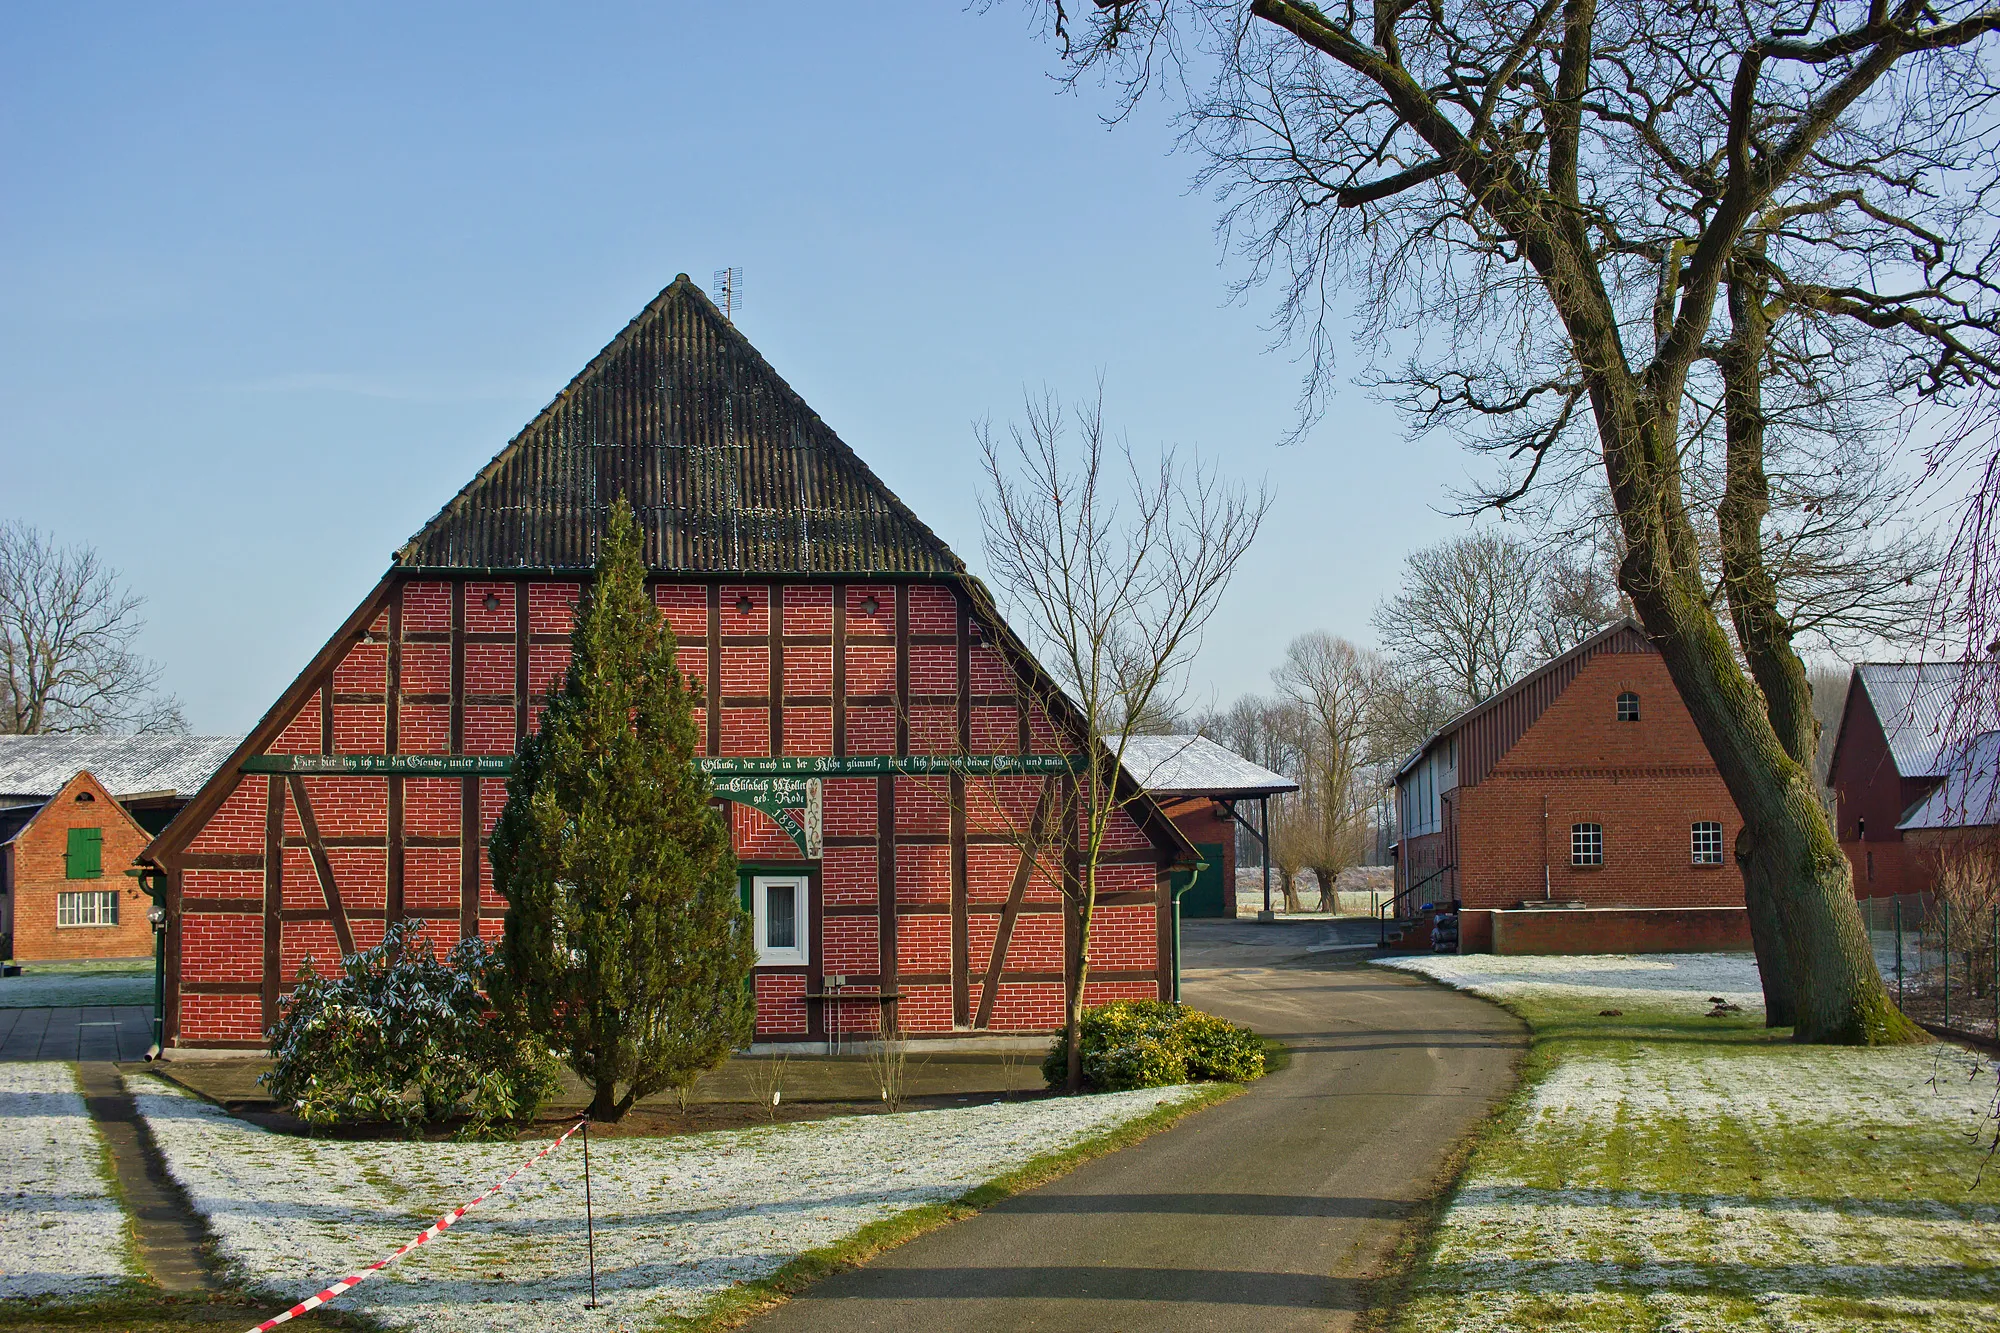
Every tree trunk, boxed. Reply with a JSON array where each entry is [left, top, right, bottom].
[[1715, 267, 1804, 1028], [588, 1081, 624, 1123], [1618, 544, 1923, 1044], [1065, 891, 1090, 1093], [1735, 766, 1916, 1043]]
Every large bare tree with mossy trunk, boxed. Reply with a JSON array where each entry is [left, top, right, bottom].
[[1039, 0, 2000, 1041], [978, 388, 1268, 1089]]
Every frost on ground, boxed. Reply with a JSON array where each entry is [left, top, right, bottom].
[[1374, 952, 2000, 1333], [1379, 950, 1767, 1012], [131, 1074, 1198, 1333], [0, 1062, 139, 1298]]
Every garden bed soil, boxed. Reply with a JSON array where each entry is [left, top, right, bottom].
[[146, 1052, 1056, 1140]]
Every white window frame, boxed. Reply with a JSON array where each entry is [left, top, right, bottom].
[[1571, 823, 1604, 867], [752, 874, 809, 967], [1616, 692, 1640, 722], [57, 890, 119, 927], [1691, 821, 1724, 865]]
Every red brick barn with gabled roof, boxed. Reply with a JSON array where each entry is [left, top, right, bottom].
[[1391, 618, 1751, 954], [1826, 662, 1998, 901], [142, 276, 1196, 1053]]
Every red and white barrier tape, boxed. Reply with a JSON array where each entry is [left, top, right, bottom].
[[244, 1117, 589, 1333]]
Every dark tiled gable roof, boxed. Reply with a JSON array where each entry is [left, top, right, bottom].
[[397, 275, 965, 576]]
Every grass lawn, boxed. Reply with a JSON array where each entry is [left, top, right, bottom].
[[0, 1291, 379, 1333], [0, 958, 152, 1008], [1377, 954, 2000, 1333]]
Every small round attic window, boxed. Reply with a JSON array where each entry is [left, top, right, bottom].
[[75, 791, 95, 802]]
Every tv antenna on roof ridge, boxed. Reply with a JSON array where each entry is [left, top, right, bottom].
[[712, 267, 743, 321]]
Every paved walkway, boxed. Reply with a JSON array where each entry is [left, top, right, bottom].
[[76, 1062, 219, 1292], [0, 1005, 154, 1061], [751, 919, 1523, 1332]]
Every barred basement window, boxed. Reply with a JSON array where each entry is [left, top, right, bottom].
[[1571, 823, 1604, 866], [1691, 821, 1724, 864], [57, 890, 119, 927], [1617, 692, 1641, 721]]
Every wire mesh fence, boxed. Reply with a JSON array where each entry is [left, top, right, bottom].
[[1859, 892, 2000, 1040]]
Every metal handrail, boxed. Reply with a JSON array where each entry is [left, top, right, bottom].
[[1380, 863, 1455, 944]]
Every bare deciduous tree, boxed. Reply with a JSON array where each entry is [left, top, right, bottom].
[[0, 521, 185, 736], [978, 389, 1269, 1090], [1042, 0, 2000, 1042], [1373, 532, 1551, 705], [1272, 632, 1385, 901]]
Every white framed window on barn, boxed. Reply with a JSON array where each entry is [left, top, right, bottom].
[[752, 874, 809, 967], [57, 890, 119, 927], [1571, 823, 1604, 866], [1691, 821, 1725, 864]]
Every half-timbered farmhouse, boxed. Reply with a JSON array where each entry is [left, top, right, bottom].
[[141, 276, 1196, 1052]]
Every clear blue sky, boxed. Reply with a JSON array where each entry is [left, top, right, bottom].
[[2, 2, 1476, 734]]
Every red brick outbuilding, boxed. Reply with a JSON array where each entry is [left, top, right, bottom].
[[142, 276, 1196, 1053], [1, 770, 156, 963], [1391, 619, 1750, 954], [1826, 662, 1997, 901]]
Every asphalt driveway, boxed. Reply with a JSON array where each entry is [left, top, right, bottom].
[[749, 917, 1523, 1332]]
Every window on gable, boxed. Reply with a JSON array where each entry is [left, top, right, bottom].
[[1691, 821, 1724, 864], [65, 827, 103, 879], [752, 874, 809, 967], [1617, 692, 1640, 722], [1571, 823, 1603, 866]]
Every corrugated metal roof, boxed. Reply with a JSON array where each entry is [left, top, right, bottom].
[[1119, 734, 1299, 797], [397, 275, 965, 575], [1898, 730, 2000, 830], [1852, 662, 1998, 779], [0, 735, 244, 800]]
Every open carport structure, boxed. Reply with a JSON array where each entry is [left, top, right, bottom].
[[1119, 735, 1297, 920]]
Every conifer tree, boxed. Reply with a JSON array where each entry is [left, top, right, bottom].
[[489, 497, 753, 1121]]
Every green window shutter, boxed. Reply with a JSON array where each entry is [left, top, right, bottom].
[[66, 827, 103, 879]]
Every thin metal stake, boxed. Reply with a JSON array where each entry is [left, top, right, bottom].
[[581, 1119, 598, 1309], [1895, 898, 1904, 1008], [1944, 898, 1953, 1028]]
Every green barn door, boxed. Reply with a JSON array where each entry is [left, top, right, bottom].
[[1177, 842, 1228, 918]]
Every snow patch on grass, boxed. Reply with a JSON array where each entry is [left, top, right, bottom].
[[0, 1062, 140, 1297], [1523, 1040, 1995, 1128], [131, 1073, 1199, 1332], [1377, 952, 2000, 1332], [1377, 950, 1766, 1012]]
